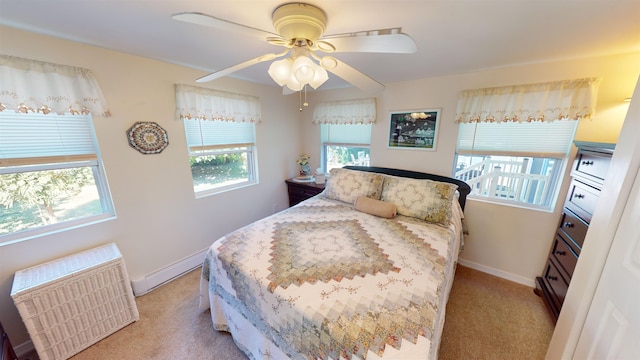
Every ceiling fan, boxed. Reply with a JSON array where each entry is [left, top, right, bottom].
[[172, 2, 417, 94]]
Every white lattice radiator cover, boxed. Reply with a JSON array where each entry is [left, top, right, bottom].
[[11, 243, 139, 360]]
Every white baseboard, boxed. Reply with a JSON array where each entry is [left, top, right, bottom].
[[457, 258, 536, 288], [130, 248, 208, 296]]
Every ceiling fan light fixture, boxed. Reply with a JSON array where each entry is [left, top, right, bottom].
[[268, 58, 293, 86], [272, 3, 327, 42], [320, 56, 338, 69], [286, 74, 304, 92], [292, 56, 316, 83], [309, 66, 328, 89]]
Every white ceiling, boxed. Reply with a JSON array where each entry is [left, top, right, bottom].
[[1, 0, 639, 91]]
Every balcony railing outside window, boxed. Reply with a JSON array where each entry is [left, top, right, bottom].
[[454, 155, 562, 209]]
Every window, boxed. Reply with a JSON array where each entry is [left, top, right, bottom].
[[312, 97, 376, 172], [175, 84, 262, 197], [321, 123, 371, 172], [452, 78, 599, 211], [0, 55, 113, 243], [0, 112, 114, 241], [184, 119, 257, 195], [454, 120, 577, 209]]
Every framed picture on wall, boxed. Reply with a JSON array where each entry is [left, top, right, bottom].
[[388, 109, 441, 151]]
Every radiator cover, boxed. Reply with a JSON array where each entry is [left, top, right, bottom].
[[10, 243, 139, 360]]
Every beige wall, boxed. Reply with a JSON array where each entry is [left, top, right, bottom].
[[1, 24, 639, 347], [0, 26, 301, 346], [303, 52, 640, 285]]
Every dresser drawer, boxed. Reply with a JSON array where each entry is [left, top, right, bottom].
[[542, 258, 569, 311], [558, 209, 589, 251], [574, 150, 612, 183], [551, 234, 579, 279], [566, 179, 600, 222]]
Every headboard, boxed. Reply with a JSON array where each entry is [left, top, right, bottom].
[[343, 166, 472, 211]]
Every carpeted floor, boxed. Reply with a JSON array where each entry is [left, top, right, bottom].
[[20, 265, 553, 360]]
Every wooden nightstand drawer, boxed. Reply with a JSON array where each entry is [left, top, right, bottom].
[[285, 179, 325, 207]]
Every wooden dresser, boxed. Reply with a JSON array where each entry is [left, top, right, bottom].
[[285, 179, 325, 207], [536, 141, 615, 322]]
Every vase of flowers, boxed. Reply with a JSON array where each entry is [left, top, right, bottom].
[[297, 154, 311, 176]]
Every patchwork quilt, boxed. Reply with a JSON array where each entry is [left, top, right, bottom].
[[200, 195, 463, 360]]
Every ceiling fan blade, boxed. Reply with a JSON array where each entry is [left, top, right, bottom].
[[321, 28, 417, 53], [324, 58, 385, 94], [196, 54, 278, 83], [172, 12, 279, 40]]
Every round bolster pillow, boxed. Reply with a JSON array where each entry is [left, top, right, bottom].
[[354, 196, 397, 219]]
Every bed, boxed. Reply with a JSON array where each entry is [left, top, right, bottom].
[[199, 166, 471, 360]]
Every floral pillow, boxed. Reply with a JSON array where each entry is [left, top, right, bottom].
[[381, 176, 458, 225], [324, 168, 384, 204]]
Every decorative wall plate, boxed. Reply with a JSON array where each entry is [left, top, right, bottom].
[[126, 122, 169, 154]]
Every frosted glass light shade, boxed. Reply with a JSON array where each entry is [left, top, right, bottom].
[[292, 56, 316, 83], [268, 58, 292, 86], [269, 54, 328, 91], [286, 75, 304, 92], [309, 66, 328, 89]]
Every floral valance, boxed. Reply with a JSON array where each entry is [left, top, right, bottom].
[[175, 84, 261, 123], [0, 54, 111, 117], [455, 77, 601, 123], [312, 98, 376, 124]]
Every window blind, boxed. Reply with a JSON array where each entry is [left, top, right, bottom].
[[321, 123, 372, 145], [0, 112, 97, 166], [456, 120, 578, 157], [184, 119, 255, 152]]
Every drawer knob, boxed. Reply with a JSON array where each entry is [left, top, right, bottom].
[[574, 193, 585, 199], [581, 160, 594, 166], [563, 222, 574, 228], [546, 275, 558, 281], [555, 250, 567, 256]]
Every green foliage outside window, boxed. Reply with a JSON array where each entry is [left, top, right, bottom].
[[0, 167, 99, 234]]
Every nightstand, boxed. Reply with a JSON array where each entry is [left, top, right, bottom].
[[285, 179, 325, 207]]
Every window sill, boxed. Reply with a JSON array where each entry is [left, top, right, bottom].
[[0, 213, 116, 247], [466, 196, 556, 213], [194, 179, 258, 199]]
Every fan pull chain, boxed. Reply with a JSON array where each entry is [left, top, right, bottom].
[[299, 85, 309, 112]]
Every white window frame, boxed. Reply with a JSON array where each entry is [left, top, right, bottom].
[[184, 119, 258, 197], [453, 120, 578, 211], [320, 123, 372, 172], [0, 113, 115, 244]]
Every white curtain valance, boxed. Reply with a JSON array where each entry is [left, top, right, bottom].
[[455, 77, 601, 124], [0, 54, 110, 117], [312, 98, 377, 125], [175, 84, 261, 123]]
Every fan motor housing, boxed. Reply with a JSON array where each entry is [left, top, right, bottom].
[[272, 3, 327, 42]]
